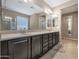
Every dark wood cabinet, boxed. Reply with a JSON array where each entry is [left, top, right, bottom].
[[1, 41, 9, 59], [8, 38, 30, 59], [31, 35, 42, 59], [1, 32, 59, 59]]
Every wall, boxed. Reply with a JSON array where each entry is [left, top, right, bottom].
[[29, 14, 40, 30], [52, 9, 62, 44], [61, 12, 78, 40]]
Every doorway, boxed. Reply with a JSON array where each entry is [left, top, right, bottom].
[[61, 12, 78, 40]]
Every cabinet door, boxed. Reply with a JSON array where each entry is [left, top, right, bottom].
[[56, 32, 59, 44], [32, 35, 42, 59], [1, 41, 9, 59], [8, 38, 29, 59], [53, 32, 59, 45]]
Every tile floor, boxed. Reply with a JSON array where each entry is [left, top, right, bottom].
[[40, 39, 78, 59]]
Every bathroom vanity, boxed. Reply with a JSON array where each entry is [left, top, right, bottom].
[[0, 31, 59, 59]]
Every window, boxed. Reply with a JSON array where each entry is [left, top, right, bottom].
[[16, 16, 28, 30]]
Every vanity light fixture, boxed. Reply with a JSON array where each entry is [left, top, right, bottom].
[[24, 0, 28, 3], [52, 14, 58, 18], [44, 8, 53, 14], [24, 0, 32, 3], [45, 9, 49, 14], [29, 0, 32, 2]]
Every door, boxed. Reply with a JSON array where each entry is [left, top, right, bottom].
[[61, 14, 78, 39]]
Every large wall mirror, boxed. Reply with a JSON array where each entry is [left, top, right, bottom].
[[0, 0, 29, 32], [52, 17, 58, 27], [46, 15, 59, 27], [1, 16, 16, 31], [0, 15, 29, 31]]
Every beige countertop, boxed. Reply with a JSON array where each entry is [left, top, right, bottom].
[[0, 30, 59, 41]]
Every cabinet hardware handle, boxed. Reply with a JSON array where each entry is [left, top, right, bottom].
[[14, 40, 28, 44], [0, 55, 10, 58]]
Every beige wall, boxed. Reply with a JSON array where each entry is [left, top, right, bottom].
[[29, 14, 40, 30], [61, 12, 78, 39]]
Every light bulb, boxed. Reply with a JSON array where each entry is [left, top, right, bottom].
[[24, 0, 32, 2], [24, 0, 28, 3], [29, 0, 32, 2]]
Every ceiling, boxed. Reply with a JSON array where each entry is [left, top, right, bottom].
[[44, 0, 71, 8], [2, 0, 43, 15], [2, 0, 78, 15], [62, 4, 78, 14], [44, 0, 78, 14]]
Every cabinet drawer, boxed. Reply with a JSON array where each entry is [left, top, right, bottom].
[[49, 43, 53, 47], [10, 37, 29, 44], [43, 34, 48, 38], [43, 39, 48, 43], [1, 57, 9, 59], [43, 46, 48, 53], [52, 33, 56, 36], [43, 42, 48, 47], [49, 38, 52, 40], [49, 34, 52, 37], [49, 40, 53, 44], [32, 36, 42, 40]]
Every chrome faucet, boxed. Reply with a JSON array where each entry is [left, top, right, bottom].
[[19, 28, 26, 34]]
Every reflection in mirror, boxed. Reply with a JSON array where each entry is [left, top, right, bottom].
[[47, 19, 51, 27], [1, 16, 16, 31], [16, 16, 28, 31], [39, 16, 46, 30], [52, 17, 58, 27], [52, 19, 55, 27], [67, 16, 72, 35]]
